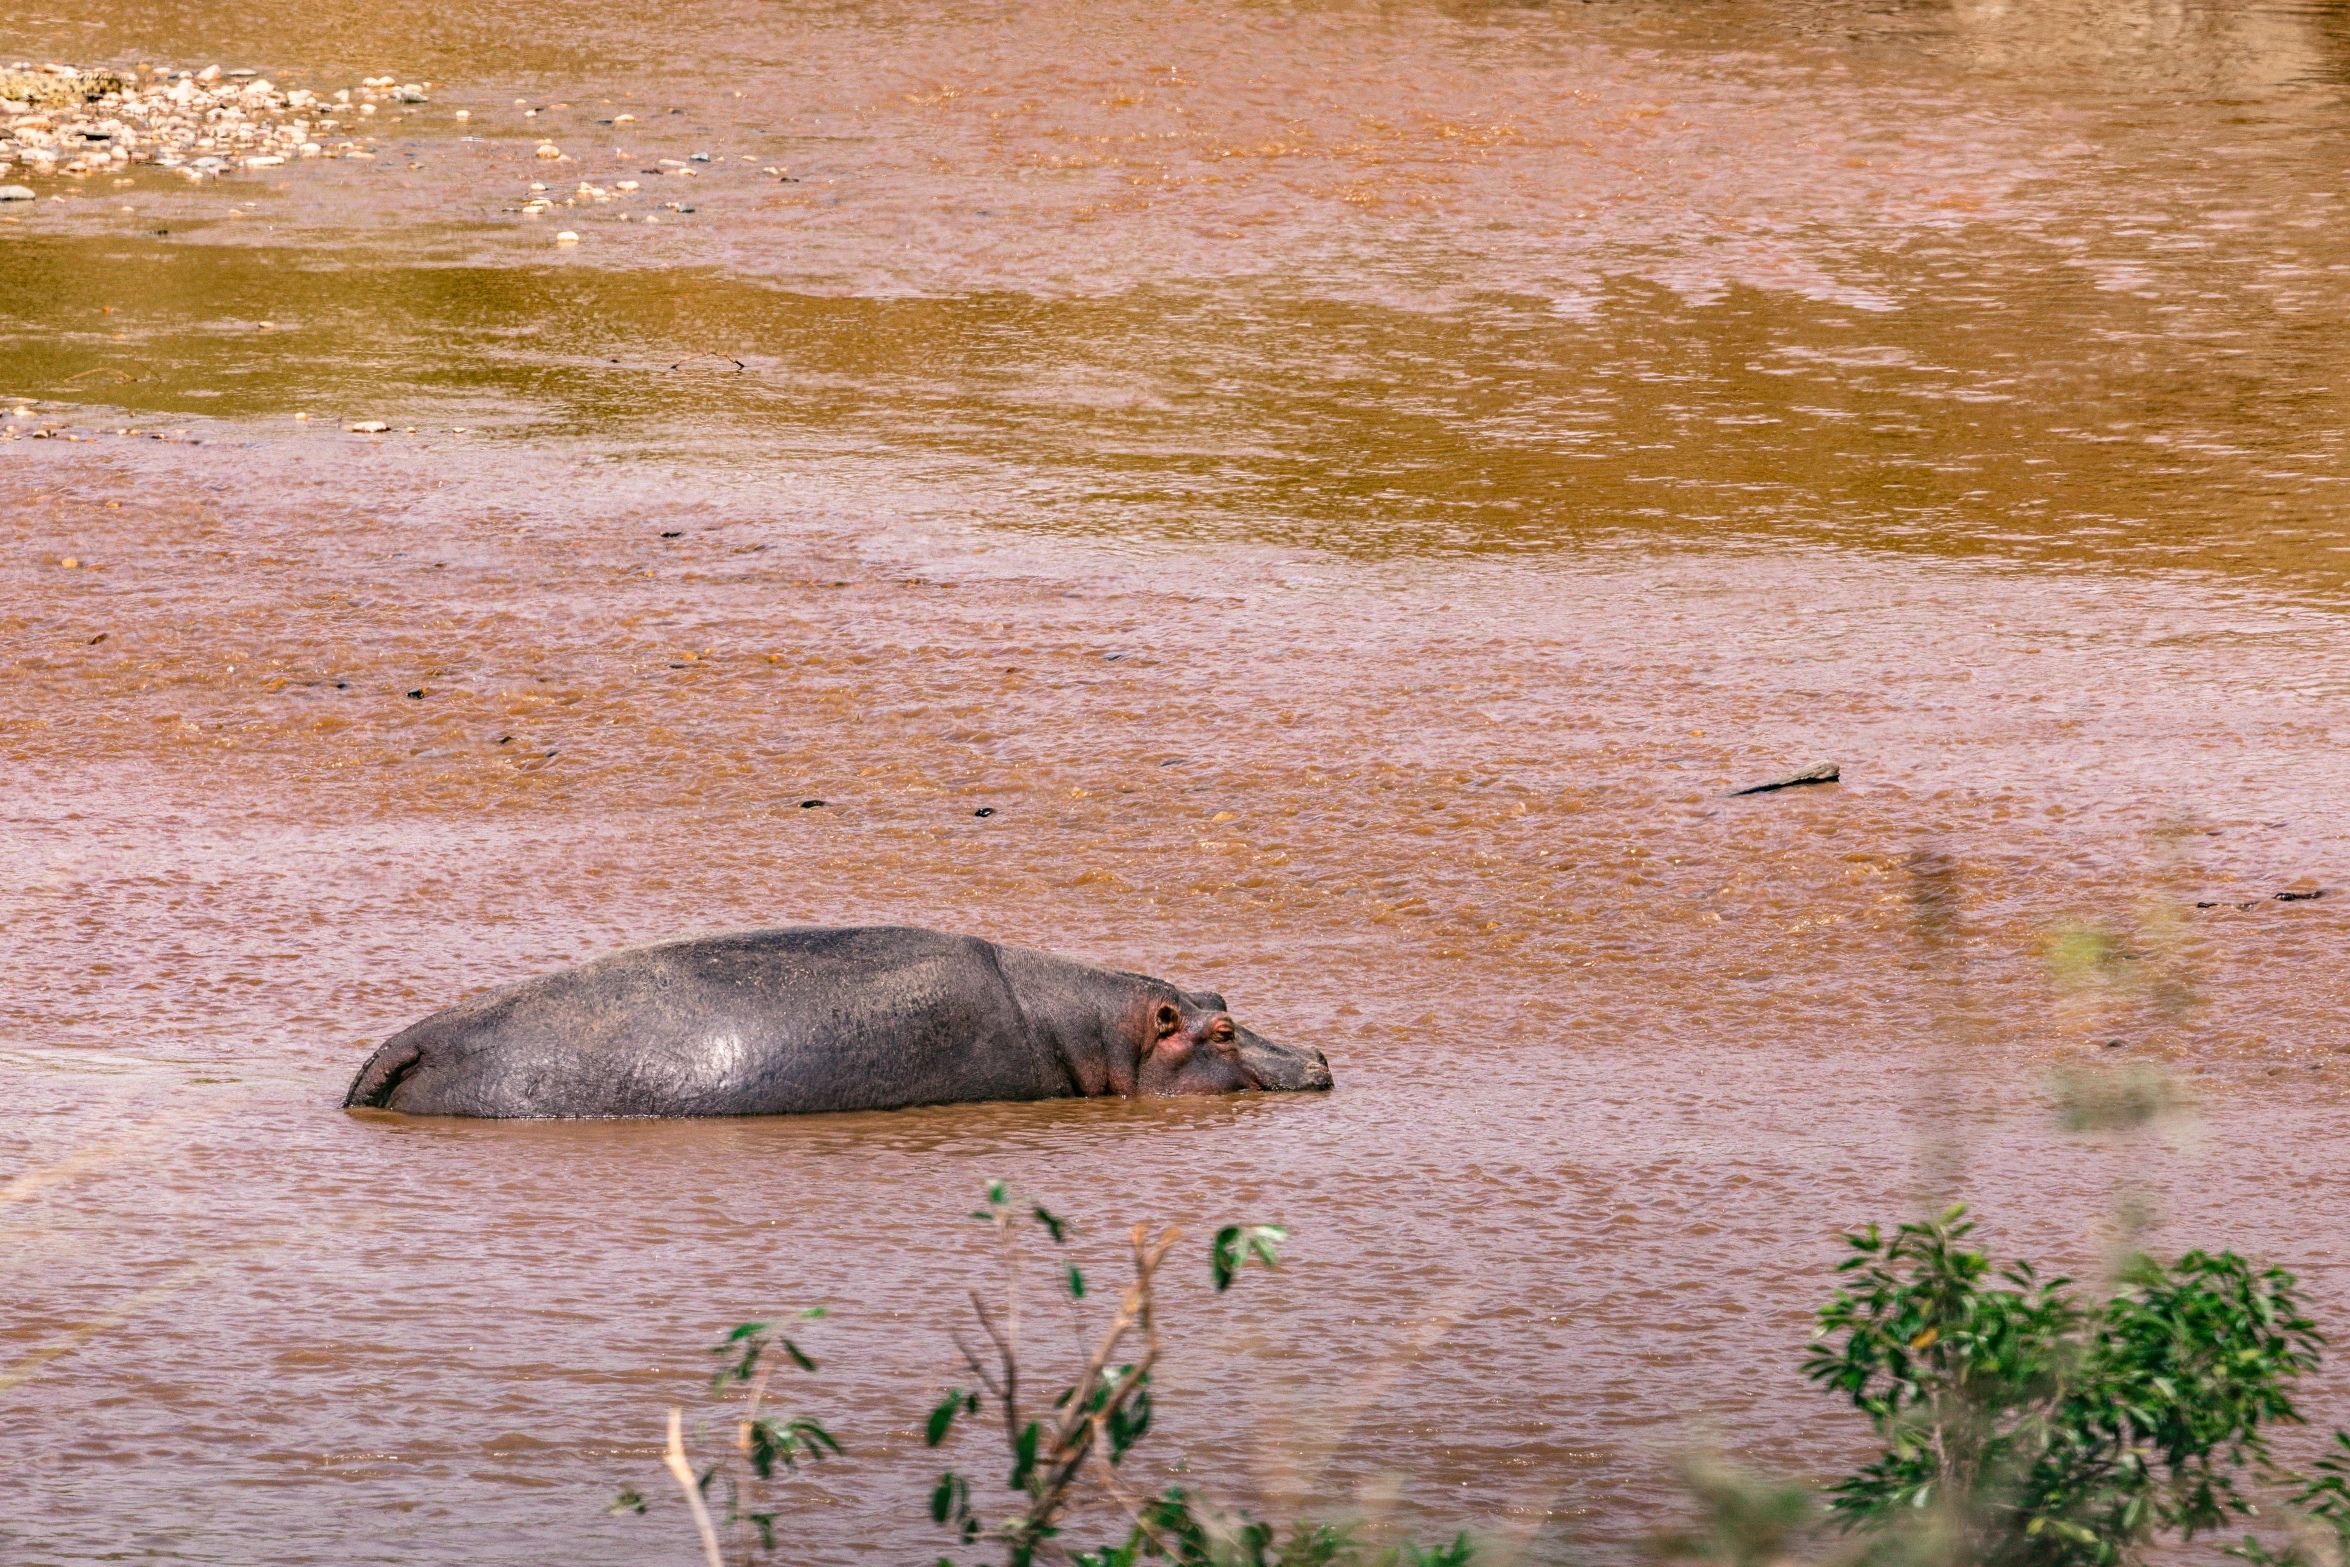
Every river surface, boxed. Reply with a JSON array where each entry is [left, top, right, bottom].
[[6, 2, 2350, 1562]]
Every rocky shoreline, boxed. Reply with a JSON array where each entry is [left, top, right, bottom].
[[0, 61, 418, 192]]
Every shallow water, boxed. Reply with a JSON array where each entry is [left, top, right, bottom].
[[5, 2, 2350, 1562]]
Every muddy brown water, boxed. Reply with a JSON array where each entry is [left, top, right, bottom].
[[7, 1, 2350, 1562]]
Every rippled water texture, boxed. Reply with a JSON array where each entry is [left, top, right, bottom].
[[5, 2, 2350, 1562]]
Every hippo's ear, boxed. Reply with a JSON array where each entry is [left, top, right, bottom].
[[1148, 1002, 1192, 1063]]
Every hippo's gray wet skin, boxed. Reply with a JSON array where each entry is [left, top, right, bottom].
[[342, 925, 1333, 1118]]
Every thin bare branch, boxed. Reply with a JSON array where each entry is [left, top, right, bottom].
[[1089, 1412, 1177, 1555], [949, 1326, 1007, 1402], [1010, 1223, 1185, 1545], [971, 1286, 1023, 1445], [663, 1406, 726, 1567]]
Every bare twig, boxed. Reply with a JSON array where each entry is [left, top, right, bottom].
[[739, 1353, 777, 1458], [664, 1406, 725, 1567], [971, 1287, 1023, 1449], [1003, 1216, 1025, 1448], [1089, 1413, 1178, 1554], [951, 1325, 1009, 1402], [1007, 1222, 1184, 1548]]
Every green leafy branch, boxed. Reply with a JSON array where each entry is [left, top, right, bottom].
[[1805, 1204, 2325, 1567]]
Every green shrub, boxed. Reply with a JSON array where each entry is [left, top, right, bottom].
[[1806, 1204, 2324, 1567]]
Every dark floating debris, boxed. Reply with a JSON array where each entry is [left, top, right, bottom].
[[973, 807, 996, 818], [1727, 761, 1839, 797], [799, 799, 824, 809], [2193, 888, 2325, 910]]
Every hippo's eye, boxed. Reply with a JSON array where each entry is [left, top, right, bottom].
[[1209, 1016, 1236, 1042]]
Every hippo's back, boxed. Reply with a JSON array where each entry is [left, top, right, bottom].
[[343, 926, 1063, 1118]]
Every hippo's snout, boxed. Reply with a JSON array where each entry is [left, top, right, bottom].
[[1236, 1026, 1333, 1092]]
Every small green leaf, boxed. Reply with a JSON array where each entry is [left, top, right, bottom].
[[1211, 1222, 1287, 1291], [1107, 1372, 1154, 1460], [608, 1486, 647, 1516], [1011, 1419, 1042, 1489], [987, 1180, 1008, 1205], [927, 1388, 967, 1447], [782, 1337, 817, 1372], [1033, 1203, 1068, 1243], [1067, 1263, 1086, 1299], [726, 1320, 771, 1342], [790, 1416, 841, 1456]]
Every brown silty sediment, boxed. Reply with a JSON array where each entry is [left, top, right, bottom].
[[8, 433, 2350, 1557], [8, 0, 2350, 1559]]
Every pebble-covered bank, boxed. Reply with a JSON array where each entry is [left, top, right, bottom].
[[0, 62, 419, 192]]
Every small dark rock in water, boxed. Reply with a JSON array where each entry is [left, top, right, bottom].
[[406, 688, 425, 699], [2104, 1038, 2125, 1049], [800, 799, 824, 808], [974, 807, 995, 817], [2276, 888, 2328, 902], [1727, 761, 1839, 796], [660, 530, 682, 537]]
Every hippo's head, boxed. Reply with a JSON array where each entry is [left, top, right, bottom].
[[1135, 989, 1333, 1096]]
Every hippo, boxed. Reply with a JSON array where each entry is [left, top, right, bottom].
[[341, 925, 1333, 1118]]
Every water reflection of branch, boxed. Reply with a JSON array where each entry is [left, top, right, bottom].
[[58, 362, 156, 385], [1906, 845, 1972, 1202], [1255, 1281, 1480, 1528], [0, 1257, 224, 1391]]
